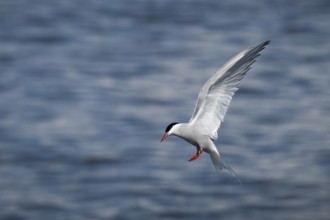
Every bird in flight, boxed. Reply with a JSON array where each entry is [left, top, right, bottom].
[[161, 41, 270, 177]]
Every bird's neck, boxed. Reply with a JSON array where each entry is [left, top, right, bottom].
[[171, 123, 190, 137], [172, 123, 200, 147]]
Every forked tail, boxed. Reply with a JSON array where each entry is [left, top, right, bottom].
[[209, 151, 241, 184]]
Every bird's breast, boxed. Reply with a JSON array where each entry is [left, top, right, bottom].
[[175, 125, 210, 148]]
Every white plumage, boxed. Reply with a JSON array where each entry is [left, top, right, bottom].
[[161, 41, 270, 178]]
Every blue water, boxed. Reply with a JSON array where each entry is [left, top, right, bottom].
[[1, 0, 330, 219]]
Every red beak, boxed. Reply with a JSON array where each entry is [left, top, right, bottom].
[[161, 133, 169, 142]]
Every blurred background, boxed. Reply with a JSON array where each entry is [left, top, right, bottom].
[[0, 0, 329, 219]]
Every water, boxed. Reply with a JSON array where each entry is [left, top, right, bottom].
[[1, 0, 330, 219]]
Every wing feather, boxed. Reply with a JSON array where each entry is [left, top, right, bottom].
[[189, 41, 270, 139]]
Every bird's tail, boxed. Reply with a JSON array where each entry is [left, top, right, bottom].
[[209, 151, 241, 184]]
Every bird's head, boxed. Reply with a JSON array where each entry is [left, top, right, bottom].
[[161, 122, 179, 142]]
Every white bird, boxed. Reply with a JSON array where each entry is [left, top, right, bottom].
[[161, 41, 270, 177]]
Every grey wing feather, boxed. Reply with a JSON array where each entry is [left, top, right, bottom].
[[189, 41, 270, 139]]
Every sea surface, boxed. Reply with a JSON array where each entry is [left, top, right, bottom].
[[0, 0, 330, 219]]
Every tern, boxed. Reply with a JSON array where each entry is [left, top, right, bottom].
[[161, 41, 270, 177]]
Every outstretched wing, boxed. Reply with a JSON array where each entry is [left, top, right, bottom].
[[189, 41, 270, 139]]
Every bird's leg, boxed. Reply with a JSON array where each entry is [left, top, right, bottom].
[[188, 149, 203, 162]]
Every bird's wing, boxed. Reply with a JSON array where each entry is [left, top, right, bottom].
[[189, 41, 270, 139]]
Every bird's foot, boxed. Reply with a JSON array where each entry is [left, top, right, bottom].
[[188, 150, 203, 162]]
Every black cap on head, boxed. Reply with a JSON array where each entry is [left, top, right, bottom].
[[165, 122, 179, 133]]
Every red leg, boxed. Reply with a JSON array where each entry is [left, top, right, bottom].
[[188, 150, 203, 162]]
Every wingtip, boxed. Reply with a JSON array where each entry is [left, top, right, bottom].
[[261, 40, 271, 47], [246, 40, 270, 55]]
